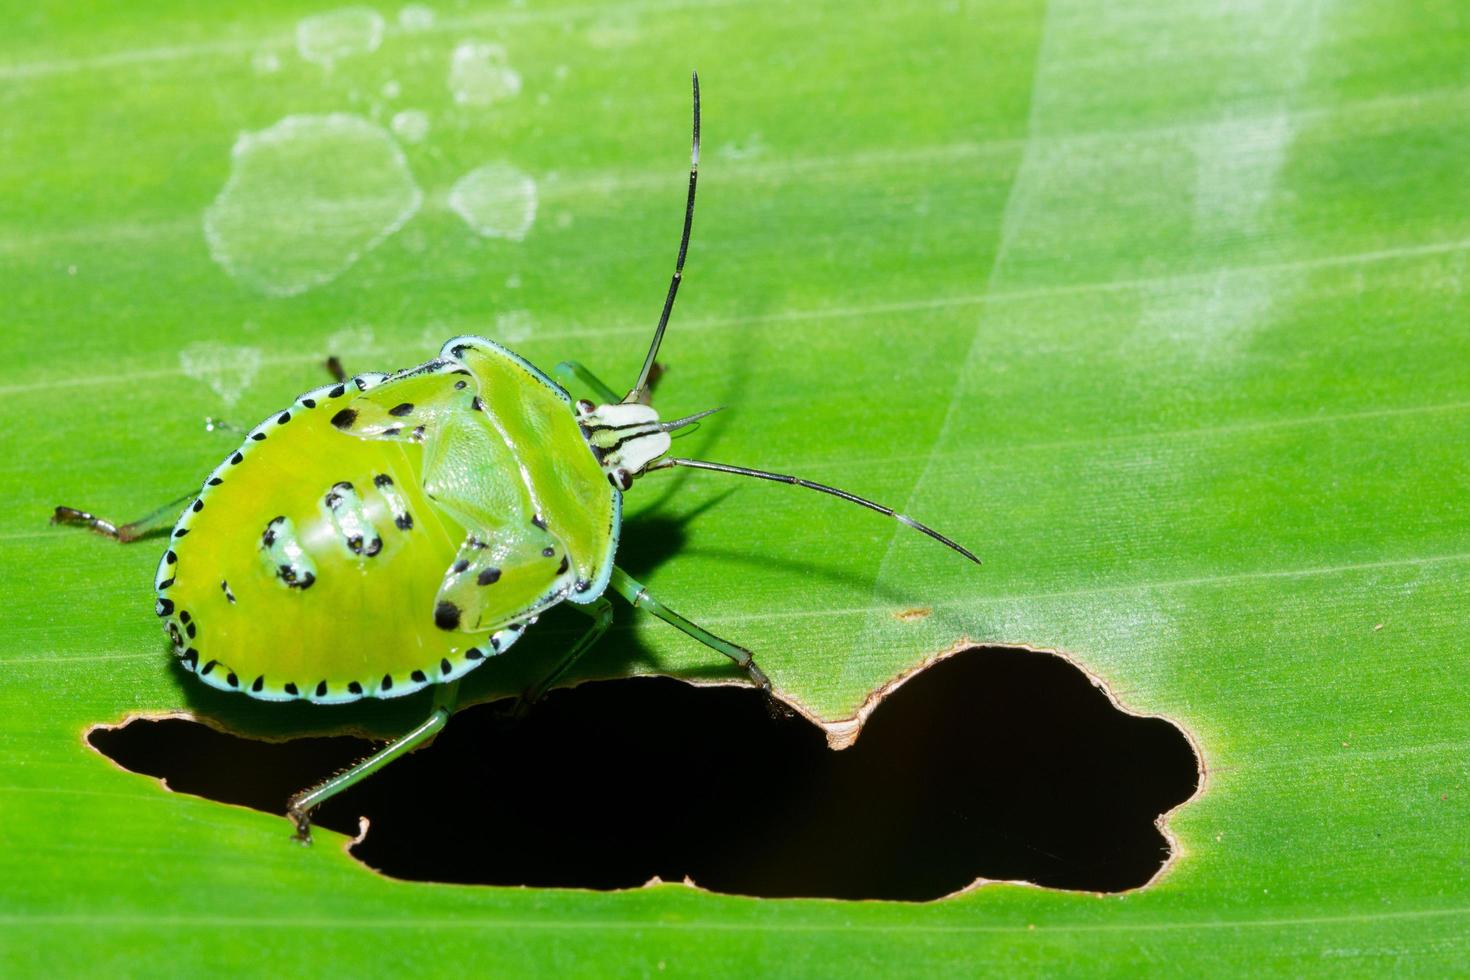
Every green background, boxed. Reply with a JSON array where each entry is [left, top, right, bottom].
[[3, 0, 1467, 973]]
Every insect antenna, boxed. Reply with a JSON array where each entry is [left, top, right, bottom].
[[648, 457, 981, 564], [626, 71, 700, 405], [659, 407, 724, 432]]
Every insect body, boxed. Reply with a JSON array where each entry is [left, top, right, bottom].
[[154, 340, 622, 704], [54, 75, 978, 841]]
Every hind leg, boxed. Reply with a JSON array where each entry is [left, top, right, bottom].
[[51, 494, 193, 543], [288, 681, 461, 843], [59, 353, 357, 544]]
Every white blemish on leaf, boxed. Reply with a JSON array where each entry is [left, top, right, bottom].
[[398, 4, 435, 31], [977, 593, 1183, 687], [494, 309, 535, 344], [1138, 268, 1277, 365], [251, 50, 281, 75], [717, 133, 766, 162], [179, 342, 263, 408], [447, 42, 521, 107], [391, 109, 430, 143], [326, 325, 377, 357], [203, 114, 422, 296], [415, 324, 448, 349], [448, 163, 537, 241], [1192, 112, 1292, 241], [296, 7, 384, 68], [586, 15, 642, 49]]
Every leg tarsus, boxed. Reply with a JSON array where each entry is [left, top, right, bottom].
[[762, 687, 795, 720], [285, 682, 460, 842], [606, 567, 779, 700], [51, 505, 123, 540], [325, 356, 348, 383], [288, 804, 316, 845]]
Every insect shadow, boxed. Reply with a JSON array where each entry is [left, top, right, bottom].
[[91, 645, 1200, 901]]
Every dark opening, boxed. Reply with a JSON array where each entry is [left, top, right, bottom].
[[89, 646, 1199, 900]]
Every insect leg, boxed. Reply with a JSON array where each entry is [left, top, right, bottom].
[[553, 360, 620, 404], [50, 493, 193, 543], [607, 567, 777, 697], [514, 598, 614, 714], [286, 681, 461, 844]]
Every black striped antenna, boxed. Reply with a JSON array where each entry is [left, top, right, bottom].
[[627, 72, 700, 404], [649, 457, 981, 565], [628, 76, 980, 568]]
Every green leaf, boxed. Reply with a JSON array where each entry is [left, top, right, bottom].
[[3, 0, 1468, 973]]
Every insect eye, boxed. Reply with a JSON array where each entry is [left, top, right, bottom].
[[575, 399, 595, 415], [609, 468, 633, 491]]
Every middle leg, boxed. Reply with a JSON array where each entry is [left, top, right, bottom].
[[517, 598, 615, 711], [606, 567, 774, 694]]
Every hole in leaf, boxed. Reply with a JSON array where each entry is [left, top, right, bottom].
[[88, 646, 1199, 900]]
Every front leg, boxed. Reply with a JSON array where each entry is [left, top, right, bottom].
[[606, 567, 783, 709], [554, 360, 620, 404]]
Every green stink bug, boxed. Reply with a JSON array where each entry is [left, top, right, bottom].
[[54, 75, 979, 841]]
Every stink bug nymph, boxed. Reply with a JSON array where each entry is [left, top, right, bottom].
[[54, 75, 979, 841]]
